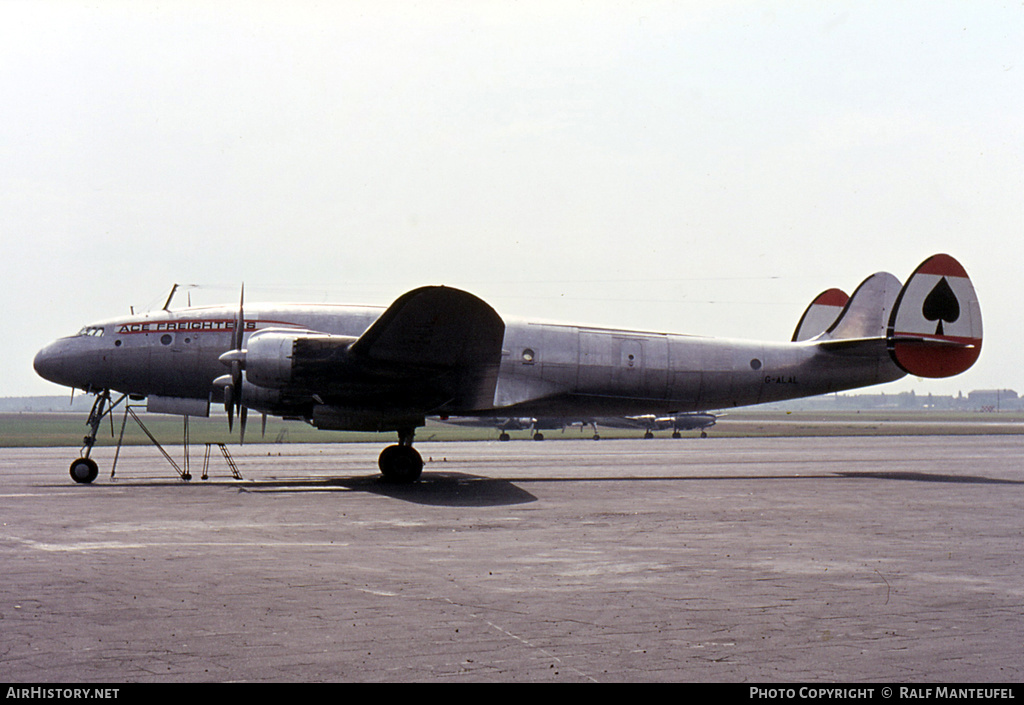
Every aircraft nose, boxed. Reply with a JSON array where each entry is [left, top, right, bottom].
[[33, 340, 69, 386]]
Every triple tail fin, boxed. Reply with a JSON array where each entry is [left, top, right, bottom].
[[812, 254, 982, 379]]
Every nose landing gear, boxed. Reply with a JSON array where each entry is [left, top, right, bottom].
[[69, 390, 123, 484], [70, 457, 99, 484]]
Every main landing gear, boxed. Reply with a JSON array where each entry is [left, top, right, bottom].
[[377, 427, 423, 483]]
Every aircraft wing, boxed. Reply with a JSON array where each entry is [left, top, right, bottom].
[[350, 287, 503, 368], [344, 286, 506, 412]]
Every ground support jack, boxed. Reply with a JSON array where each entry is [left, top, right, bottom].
[[110, 403, 191, 481], [203, 443, 242, 480]]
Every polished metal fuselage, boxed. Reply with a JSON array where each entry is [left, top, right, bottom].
[[34, 302, 906, 425]]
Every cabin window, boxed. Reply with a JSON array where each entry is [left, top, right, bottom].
[[160, 334, 173, 346], [521, 348, 536, 364]]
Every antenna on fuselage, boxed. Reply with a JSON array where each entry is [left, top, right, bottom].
[[162, 284, 179, 311]]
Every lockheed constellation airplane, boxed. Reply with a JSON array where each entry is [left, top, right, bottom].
[[33, 254, 982, 484]]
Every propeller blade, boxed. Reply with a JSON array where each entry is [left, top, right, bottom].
[[230, 360, 242, 394], [224, 385, 234, 432], [216, 284, 247, 440], [234, 284, 245, 352], [239, 406, 247, 445]]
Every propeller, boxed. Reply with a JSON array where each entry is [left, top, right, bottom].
[[215, 285, 248, 443]]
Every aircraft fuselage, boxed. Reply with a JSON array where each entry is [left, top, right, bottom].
[[34, 302, 905, 427]]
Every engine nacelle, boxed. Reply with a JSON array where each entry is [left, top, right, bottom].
[[238, 377, 280, 408], [244, 330, 357, 390], [244, 331, 298, 389]]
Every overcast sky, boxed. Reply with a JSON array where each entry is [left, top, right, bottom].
[[3, 1, 1021, 399]]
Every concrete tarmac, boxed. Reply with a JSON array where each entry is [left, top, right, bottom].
[[1, 435, 1022, 683]]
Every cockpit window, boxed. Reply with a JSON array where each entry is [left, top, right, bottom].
[[76, 326, 105, 337]]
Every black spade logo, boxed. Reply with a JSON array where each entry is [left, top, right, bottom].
[[922, 277, 960, 335]]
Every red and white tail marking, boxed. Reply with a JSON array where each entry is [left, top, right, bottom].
[[888, 254, 982, 378], [792, 288, 849, 342]]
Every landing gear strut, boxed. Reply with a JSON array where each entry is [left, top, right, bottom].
[[70, 390, 124, 484], [378, 427, 423, 483]]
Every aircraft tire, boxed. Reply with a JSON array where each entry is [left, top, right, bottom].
[[378, 445, 423, 483], [70, 457, 99, 484]]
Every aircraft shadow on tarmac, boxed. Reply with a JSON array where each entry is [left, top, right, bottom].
[[834, 470, 1024, 485], [235, 468, 1022, 507], [237, 472, 539, 507], [55, 467, 1020, 509]]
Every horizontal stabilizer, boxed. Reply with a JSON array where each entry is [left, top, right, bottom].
[[815, 336, 890, 359], [887, 254, 982, 377], [792, 288, 849, 342]]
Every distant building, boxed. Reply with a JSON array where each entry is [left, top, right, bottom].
[[968, 389, 1019, 412], [761, 389, 1021, 412]]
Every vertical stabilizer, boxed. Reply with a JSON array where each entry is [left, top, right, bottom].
[[887, 254, 982, 378], [792, 288, 849, 342], [820, 272, 902, 341]]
